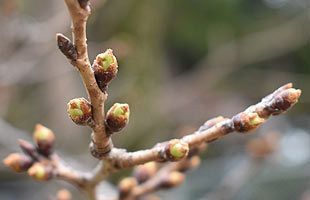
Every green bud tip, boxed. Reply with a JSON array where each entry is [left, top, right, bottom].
[[33, 124, 55, 143], [97, 49, 116, 70], [111, 103, 130, 118], [249, 113, 264, 126], [28, 163, 51, 181], [167, 139, 189, 160], [67, 98, 92, 125]]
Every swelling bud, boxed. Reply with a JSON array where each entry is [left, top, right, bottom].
[[106, 103, 130, 132]]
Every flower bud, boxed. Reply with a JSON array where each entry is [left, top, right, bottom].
[[233, 112, 265, 133], [18, 139, 39, 160], [133, 162, 157, 183], [106, 103, 130, 132], [67, 98, 92, 125], [273, 88, 302, 115], [28, 162, 53, 181], [92, 49, 118, 92], [57, 189, 72, 200], [118, 177, 137, 197], [78, 0, 90, 10], [56, 33, 77, 61], [179, 156, 201, 172], [33, 124, 55, 157], [160, 171, 185, 189], [165, 139, 189, 161], [3, 153, 33, 173]]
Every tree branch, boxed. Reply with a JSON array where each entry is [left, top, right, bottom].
[[88, 83, 301, 188], [61, 0, 112, 157]]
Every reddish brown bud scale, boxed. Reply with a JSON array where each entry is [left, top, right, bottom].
[[106, 103, 130, 132], [92, 49, 118, 92], [67, 98, 92, 125], [165, 139, 189, 161], [33, 124, 55, 157], [133, 162, 157, 183], [3, 153, 33, 173], [28, 162, 53, 181]]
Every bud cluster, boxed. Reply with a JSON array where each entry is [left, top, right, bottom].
[[3, 124, 55, 181], [92, 49, 118, 92]]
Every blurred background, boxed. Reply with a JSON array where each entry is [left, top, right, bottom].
[[0, 0, 310, 199]]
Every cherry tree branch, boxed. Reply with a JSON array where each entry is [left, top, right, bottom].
[[61, 0, 112, 157], [2, 0, 302, 200], [88, 83, 301, 188]]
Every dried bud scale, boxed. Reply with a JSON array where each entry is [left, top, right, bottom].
[[165, 139, 189, 161], [67, 98, 92, 125], [28, 162, 53, 181], [106, 103, 130, 132], [33, 124, 55, 157], [92, 49, 118, 92], [3, 153, 33, 172]]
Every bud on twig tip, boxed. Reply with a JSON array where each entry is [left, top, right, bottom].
[[28, 163, 52, 181], [33, 124, 55, 156], [67, 98, 92, 125], [3, 153, 33, 173], [106, 103, 130, 132], [56, 33, 77, 61]]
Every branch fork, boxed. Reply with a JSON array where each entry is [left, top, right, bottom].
[[2, 0, 302, 200]]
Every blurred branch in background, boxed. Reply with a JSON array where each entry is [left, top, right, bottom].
[[161, 10, 310, 117], [201, 133, 280, 200]]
